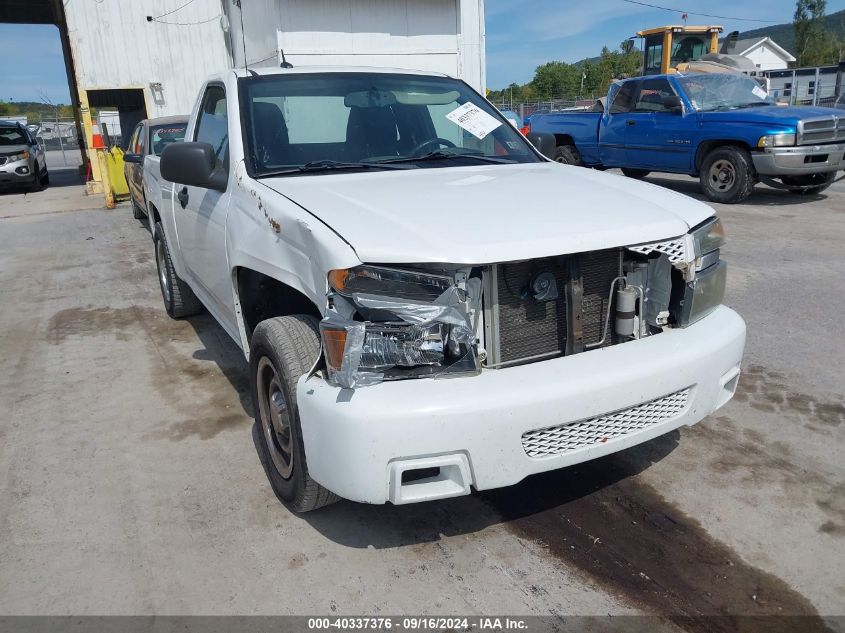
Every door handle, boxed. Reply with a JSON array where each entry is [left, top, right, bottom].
[[177, 186, 189, 209], [626, 119, 636, 126]]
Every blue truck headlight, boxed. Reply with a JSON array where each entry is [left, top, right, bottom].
[[757, 133, 796, 148]]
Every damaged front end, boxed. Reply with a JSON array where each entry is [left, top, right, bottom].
[[318, 218, 728, 389], [319, 266, 483, 388]]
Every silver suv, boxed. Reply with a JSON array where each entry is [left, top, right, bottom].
[[0, 120, 48, 191]]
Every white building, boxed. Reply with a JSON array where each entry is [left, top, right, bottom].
[[731, 37, 795, 71]]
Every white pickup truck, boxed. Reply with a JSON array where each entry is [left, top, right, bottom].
[[146, 66, 746, 512]]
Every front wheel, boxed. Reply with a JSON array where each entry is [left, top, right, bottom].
[[251, 316, 339, 513], [554, 144, 581, 166], [782, 173, 835, 195], [699, 146, 756, 204], [621, 168, 650, 179]]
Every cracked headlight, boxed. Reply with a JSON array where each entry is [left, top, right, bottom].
[[673, 217, 727, 327], [757, 133, 796, 148], [321, 266, 480, 388]]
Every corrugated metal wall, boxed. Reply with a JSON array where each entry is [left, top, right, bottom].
[[63, 0, 231, 118], [62, 0, 485, 119]]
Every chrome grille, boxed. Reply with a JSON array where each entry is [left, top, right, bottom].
[[798, 116, 843, 144], [628, 236, 687, 266], [521, 388, 691, 458]]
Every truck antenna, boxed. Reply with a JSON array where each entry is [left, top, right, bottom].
[[280, 50, 293, 69], [234, 0, 248, 73]]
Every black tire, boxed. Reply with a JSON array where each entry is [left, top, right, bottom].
[[29, 166, 44, 192], [41, 169, 49, 187], [699, 146, 756, 204], [131, 196, 146, 219], [621, 168, 650, 179], [554, 144, 581, 166], [153, 221, 203, 318], [782, 173, 835, 195], [251, 316, 339, 513]]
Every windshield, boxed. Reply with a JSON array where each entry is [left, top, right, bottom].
[[0, 126, 27, 146], [150, 123, 187, 155], [240, 72, 541, 176], [677, 74, 775, 112]]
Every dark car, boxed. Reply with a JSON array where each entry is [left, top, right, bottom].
[[123, 115, 188, 219], [0, 120, 48, 191]]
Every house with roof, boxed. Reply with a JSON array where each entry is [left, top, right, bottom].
[[727, 37, 796, 71]]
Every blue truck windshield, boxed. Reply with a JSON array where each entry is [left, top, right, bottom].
[[677, 74, 775, 112], [240, 73, 540, 176]]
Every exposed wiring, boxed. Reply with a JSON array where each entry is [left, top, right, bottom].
[[147, 0, 198, 21], [619, 0, 778, 23], [149, 13, 221, 26]]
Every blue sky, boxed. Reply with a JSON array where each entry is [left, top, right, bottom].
[[3, 1, 845, 103], [0, 23, 69, 104]]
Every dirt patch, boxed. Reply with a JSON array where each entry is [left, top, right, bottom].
[[482, 442, 831, 633], [735, 364, 844, 428], [46, 305, 252, 441]]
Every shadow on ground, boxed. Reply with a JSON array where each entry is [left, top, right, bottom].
[[642, 173, 840, 207]]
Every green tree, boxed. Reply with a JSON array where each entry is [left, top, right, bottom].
[[793, 0, 838, 65]]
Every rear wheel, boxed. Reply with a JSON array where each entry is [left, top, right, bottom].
[[251, 316, 339, 513], [699, 146, 756, 204], [782, 173, 835, 195], [131, 196, 146, 219], [554, 144, 581, 166], [153, 222, 203, 318], [621, 168, 650, 179]]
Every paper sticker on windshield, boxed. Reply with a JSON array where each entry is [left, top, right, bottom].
[[752, 85, 768, 100], [445, 103, 502, 139]]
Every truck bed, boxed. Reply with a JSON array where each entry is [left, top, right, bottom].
[[529, 112, 602, 164]]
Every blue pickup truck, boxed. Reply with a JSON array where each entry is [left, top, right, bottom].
[[527, 72, 845, 203]]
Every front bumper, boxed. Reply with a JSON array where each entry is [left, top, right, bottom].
[[297, 305, 746, 505], [0, 157, 36, 185], [752, 143, 845, 176]]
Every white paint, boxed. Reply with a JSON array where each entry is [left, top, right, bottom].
[[299, 306, 746, 504], [147, 67, 744, 506]]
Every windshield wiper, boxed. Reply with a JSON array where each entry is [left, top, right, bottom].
[[374, 149, 517, 165], [257, 159, 414, 178]]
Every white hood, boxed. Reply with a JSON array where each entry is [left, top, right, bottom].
[[263, 163, 714, 264]]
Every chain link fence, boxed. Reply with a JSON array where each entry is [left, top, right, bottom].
[[30, 115, 83, 171], [491, 96, 600, 121]]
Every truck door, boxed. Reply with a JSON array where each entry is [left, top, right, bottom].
[[599, 80, 639, 167], [624, 78, 693, 171], [173, 83, 235, 325]]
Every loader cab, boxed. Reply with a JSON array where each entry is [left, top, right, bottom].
[[638, 25, 722, 75]]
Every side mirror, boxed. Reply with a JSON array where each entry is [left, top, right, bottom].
[[123, 153, 142, 164], [662, 95, 683, 113], [160, 142, 228, 192]]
